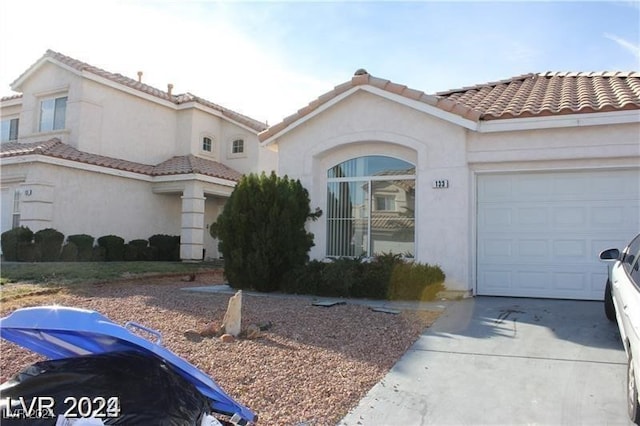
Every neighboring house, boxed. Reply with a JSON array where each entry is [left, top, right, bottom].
[[0, 50, 277, 260], [259, 70, 640, 300]]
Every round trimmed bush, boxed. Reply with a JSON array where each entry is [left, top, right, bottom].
[[34, 228, 65, 261]]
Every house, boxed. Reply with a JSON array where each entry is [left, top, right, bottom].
[[259, 70, 640, 300], [2, 51, 639, 300], [0, 50, 277, 260]]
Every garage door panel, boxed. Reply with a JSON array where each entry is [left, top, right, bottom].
[[477, 169, 640, 300], [519, 239, 548, 257]]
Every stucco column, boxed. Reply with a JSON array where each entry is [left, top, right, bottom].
[[180, 182, 206, 261]]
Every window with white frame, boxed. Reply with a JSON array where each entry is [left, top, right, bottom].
[[12, 189, 21, 228], [202, 136, 213, 152], [0, 118, 19, 142], [231, 139, 244, 154], [39, 96, 67, 132], [326, 155, 415, 258]]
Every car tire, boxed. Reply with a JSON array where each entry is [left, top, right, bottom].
[[604, 279, 616, 322], [628, 353, 640, 424]]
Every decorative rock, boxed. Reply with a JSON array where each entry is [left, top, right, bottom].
[[222, 290, 242, 337], [181, 273, 196, 282], [220, 333, 235, 343], [258, 321, 273, 331], [245, 324, 261, 339], [198, 323, 220, 338], [183, 329, 203, 342]]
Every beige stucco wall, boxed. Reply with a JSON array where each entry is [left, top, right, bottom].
[[275, 90, 471, 290], [77, 79, 178, 163], [468, 122, 640, 165], [273, 89, 640, 293], [11, 62, 77, 145], [7, 61, 275, 173], [1, 162, 182, 242]]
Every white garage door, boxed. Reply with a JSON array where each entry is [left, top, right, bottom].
[[477, 170, 640, 300]]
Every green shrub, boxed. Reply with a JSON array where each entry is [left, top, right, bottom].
[[67, 234, 94, 261], [214, 172, 321, 292], [1, 227, 34, 261], [123, 239, 148, 261], [17, 241, 39, 262], [149, 235, 180, 261], [353, 254, 404, 299], [60, 241, 78, 261], [281, 260, 324, 295], [92, 246, 106, 261], [34, 228, 65, 261], [123, 244, 138, 261], [129, 239, 148, 249], [387, 261, 445, 301], [97, 235, 125, 261], [281, 254, 445, 301], [319, 257, 363, 297]]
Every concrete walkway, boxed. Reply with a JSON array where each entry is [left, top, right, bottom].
[[338, 297, 630, 426]]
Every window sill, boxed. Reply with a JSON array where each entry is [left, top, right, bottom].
[[19, 129, 70, 144]]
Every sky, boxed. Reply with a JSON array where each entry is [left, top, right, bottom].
[[1, 1, 639, 125]]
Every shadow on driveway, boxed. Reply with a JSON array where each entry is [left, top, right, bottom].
[[340, 296, 630, 426]]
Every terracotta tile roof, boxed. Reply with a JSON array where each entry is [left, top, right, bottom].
[[1, 94, 22, 102], [154, 155, 243, 181], [12, 50, 267, 132], [0, 139, 242, 181], [436, 71, 640, 120], [259, 70, 640, 141]]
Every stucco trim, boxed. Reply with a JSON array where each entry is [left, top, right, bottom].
[[1, 155, 154, 181], [0, 155, 238, 188], [0, 96, 22, 107], [260, 85, 478, 146], [478, 110, 640, 132], [153, 173, 237, 188], [360, 86, 478, 130]]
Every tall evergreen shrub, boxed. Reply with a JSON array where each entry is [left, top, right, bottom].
[[212, 172, 321, 292]]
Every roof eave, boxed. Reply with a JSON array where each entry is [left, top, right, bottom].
[[259, 84, 479, 146], [478, 109, 640, 133]]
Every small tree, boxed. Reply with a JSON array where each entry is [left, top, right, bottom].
[[212, 172, 321, 292]]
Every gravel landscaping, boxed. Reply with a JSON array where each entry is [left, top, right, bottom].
[[0, 271, 441, 425]]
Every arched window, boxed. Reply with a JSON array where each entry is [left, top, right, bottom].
[[326, 156, 415, 257]]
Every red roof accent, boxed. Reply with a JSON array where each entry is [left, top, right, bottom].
[[0, 139, 242, 182]]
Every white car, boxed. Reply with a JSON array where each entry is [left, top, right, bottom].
[[600, 233, 640, 424]]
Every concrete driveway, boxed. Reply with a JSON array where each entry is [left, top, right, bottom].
[[339, 297, 630, 425]]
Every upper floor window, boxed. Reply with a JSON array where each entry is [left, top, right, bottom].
[[202, 136, 213, 152], [1, 118, 19, 142], [231, 139, 244, 154], [39, 96, 67, 132]]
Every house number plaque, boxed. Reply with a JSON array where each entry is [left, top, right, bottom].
[[432, 179, 449, 189]]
